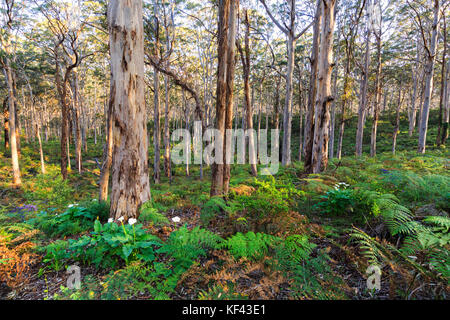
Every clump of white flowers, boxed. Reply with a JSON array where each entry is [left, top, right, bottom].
[[334, 182, 350, 190], [67, 203, 79, 208], [118, 216, 124, 222], [107, 218, 114, 223], [128, 218, 137, 225], [172, 216, 181, 223]]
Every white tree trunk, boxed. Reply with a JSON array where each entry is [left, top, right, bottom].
[[108, 0, 151, 221]]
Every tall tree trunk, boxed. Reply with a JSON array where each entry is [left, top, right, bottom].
[[329, 26, 340, 160], [442, 59, 450, 145], [2, 97, 9, 151], [304, 0, 322, 172], [370, 9, 382, 157], [210, 0, 238, 197], [418, 0, 441, 154], [437, 14, 447, 146], [392, 86, 402, 155], [108, 0, 151, 221], [409, 34, 421, 137], [356, 3, 371, 157], [153, 68, 161, 184], [238, 9, 257, 176], [163, 75, 171, 180], [98, 87, 113, 203], [311, 0, 337, 173], [3, 61, 21, 186]]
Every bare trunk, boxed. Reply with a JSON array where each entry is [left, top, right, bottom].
[[210, 0, 238, 197], [108, 0, 151, 221], [418, 0, 441, 154], [304, 0, 322, 172], [311, 0, 336, 173], [356, 8, 371, 157], [3, 62, 21, 186]]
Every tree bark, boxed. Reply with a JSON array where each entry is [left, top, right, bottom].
[[108, 0, 151, 221], [356, 1, 371, 157], [304, 0, 322, 172], [310, 0, 337, 173], [210, 0, 238, 197], [417, 0, 441, 154]]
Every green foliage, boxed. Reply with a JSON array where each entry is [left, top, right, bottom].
[[231, 178, 304, 227], [27, 201, 109, 237], [65, 221, 162, 268], [221, 232, 279, 260], [200, 196, 237, 226], [55, 261, 179, 300], [157, 226, 223, 271], [139, 202, 169, 227], [23, 174, 75, 207], [40, 240, 69, 272], [379, 170, 450, 205], [316, 189, 353, 215]]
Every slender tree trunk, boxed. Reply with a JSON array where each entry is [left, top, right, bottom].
[[98, 88, 113, 203], [304, 0, 322, 172], [437, 15, 447, 146], [370, 16, 382, 157], [2, 98, 9, 151], [153, 67, 161, 184], [392, 86, 402, 155], [163, 75, 171, 180], [3, 61, 21, 186], [442, 59, 450, 144], [418, 0, 441, 154], [409, 34, 421, 137], [108, 0, 151, 221], [239, 9, 257, 176], [329, 26, 340, 160], [210, 0, 238, 197], [356, 6, 371, 157]]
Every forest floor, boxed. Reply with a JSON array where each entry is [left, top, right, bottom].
[[0, 113, 449, 300]]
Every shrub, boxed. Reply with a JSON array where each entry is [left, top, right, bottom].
[[27, 200, 109, 238], [65, 220, 162, 268]]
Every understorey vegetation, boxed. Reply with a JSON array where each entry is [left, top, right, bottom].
[[1, 114, 448, 299]]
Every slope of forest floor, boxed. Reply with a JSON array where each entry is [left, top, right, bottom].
[[0, 113, 449, 300]]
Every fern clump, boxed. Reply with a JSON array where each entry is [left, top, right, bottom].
[[200, 196, 237, 226], [139, 202, 169, 227], [157, 226, 223, 271], [221, 232, 279, 260]]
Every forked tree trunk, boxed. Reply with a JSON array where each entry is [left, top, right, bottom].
[[108, 0, 151, 221]]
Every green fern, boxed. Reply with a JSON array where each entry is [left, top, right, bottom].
[[221, 232, 279, 260]]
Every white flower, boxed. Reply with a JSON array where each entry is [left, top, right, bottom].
[[68, 204, 74, 208], [118, 216, 124, 222], [108, 218, 114, 223], [92, 199, 97, 202], [172, 216, 181, 223], [128, 218, 137, 225]]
